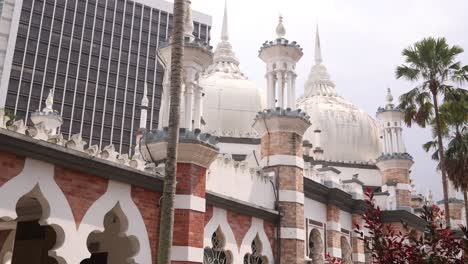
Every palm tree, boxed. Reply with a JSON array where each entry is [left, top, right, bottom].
[[422, 89, 468, 224], [157, 0, 186, 263], [396, 37, 468, 226]]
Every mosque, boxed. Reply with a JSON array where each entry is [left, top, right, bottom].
[[0, 1, 465, 264]]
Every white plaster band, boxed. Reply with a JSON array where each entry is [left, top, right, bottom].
[[280, 227, 305, 241], [174, 195, 206, 213], [261, 155, 304, 169], [396, 183, 412, 192], [278, 190, 304, 204], [353, 253, 366, 262], [326, 221, 341, 232], [171, 246, 204, 262], [327, 247, 342, 258]]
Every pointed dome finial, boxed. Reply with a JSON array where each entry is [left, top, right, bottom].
[[142, 82, 149, 107], [184, 0, 195, 40], [315, 24, 323, 65], [43, 89, 54, 113], [276, 14, 286, 39], [221, 0, 229, 42], [385, 87, 394, 109]]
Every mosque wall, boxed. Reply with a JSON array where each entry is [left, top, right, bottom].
[[331, 166, 382, 187], [206, 156, 276, 210]]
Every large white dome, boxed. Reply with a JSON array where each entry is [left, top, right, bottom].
[[199, 6, 263, 138], [297, 29, 382, 162]]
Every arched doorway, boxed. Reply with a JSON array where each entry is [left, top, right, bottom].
[[308, 229, 323, 264], [80, 204, 139, 264], [340, 236, 352, 264]]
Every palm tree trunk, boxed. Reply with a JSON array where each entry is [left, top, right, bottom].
[[464, 192, 468, 226], [432, 91, 451, 227], [157, 0, 185, 263]]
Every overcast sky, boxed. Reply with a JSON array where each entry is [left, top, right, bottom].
[[185, 0, 468, 200]]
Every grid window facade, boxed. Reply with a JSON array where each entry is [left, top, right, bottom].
[[5, 0, 211, 154]]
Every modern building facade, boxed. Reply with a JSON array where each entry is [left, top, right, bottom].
[[0, 0, 211, 154]]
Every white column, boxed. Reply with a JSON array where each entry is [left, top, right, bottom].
[[266, 72, 275, 108], [193, 85, 202, 129], [184, 83, 194, 130], [398, 128, 405, 153], [139, 107, 147, 130], [391, 128, 397, 153], [286, 73, 295, 109], [277, 72, 284, 108], [160, 70, 171, 129]]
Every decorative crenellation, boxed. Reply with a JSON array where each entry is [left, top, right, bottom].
[[255, 107, 310, 123], [0, 106, 152, 172], [205, 129, 259, 139], [142, 127, 219, 149], [377, 152, 413, 161]]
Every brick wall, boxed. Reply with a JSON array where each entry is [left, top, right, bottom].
[[54, 166, 108, 228], [261, 131, 303, 157], [381, 168, 409, 184], [227, 210, 252, 248], [0, 150, 25, 186], [131, 186, 160, 264]]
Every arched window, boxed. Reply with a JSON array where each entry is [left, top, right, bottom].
[[80, 204, 139, 264], [308, 229, 323, 264], [203, 227, 231, 264], [243, 235, 268, 264], [340, 236, 352, 264]]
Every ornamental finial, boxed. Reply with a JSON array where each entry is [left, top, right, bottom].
[[276, 14, 286, 39], [44, 89, 54, 113], [385, 87, 394, 109], [142, 83, 149, 107], [221, 0, 229, 42], [315, 24, 323, 65]]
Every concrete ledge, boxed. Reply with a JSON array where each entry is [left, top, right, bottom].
[[280, 227, 305, 241], [174, 195, 206, 213], [171, 246, 203, 262]]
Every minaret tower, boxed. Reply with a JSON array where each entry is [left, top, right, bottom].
[[255, 15, 310, 264], [259, 16, 303, 109], [158, 0, 213, 130], [376, 88, 414, 211]]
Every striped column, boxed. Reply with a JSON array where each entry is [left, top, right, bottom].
[[326, 205, 342, 258], [376, 158, 413, 210], [351, 214, 365, 264], [141, 130, 219, 264], [253, 109, 311, 264]]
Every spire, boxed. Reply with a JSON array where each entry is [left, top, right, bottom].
[[141, 82, 149, 107], [43, 89, 54, 113], [184, 0, 195, 40], [276, 15, 286, 39], [385, 87, 394, 110], [314, 24, 323, 65], [205, 0, 245, 79], [221, 0, 229, 42]]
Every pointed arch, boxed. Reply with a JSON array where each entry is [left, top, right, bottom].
[[204, 208, 239, 262], [243, 234, 268, 264], [78, 181, 151, 264], [203, 227, 233, 264], [340, 236, 352, 264], [0, 158, 76, 263], [239, 218, 273, 264]]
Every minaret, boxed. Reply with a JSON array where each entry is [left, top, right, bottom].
[[255, 15, 309, 264], [158, 0, 213, 130], [136, 83, 149, 150], [303, 25, 337, 97], [376, 88, 414, 211], [259, 16, 303, 109]]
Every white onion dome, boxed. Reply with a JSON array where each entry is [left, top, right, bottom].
[[297, 27, 382, 162], [199, 2, 264, 138]]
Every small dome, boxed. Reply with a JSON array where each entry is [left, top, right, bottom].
[[200, 74, 264, 138], [298, 95, 382, 162], [199, 2, 263, 138], [298, 26, 382, 162]]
